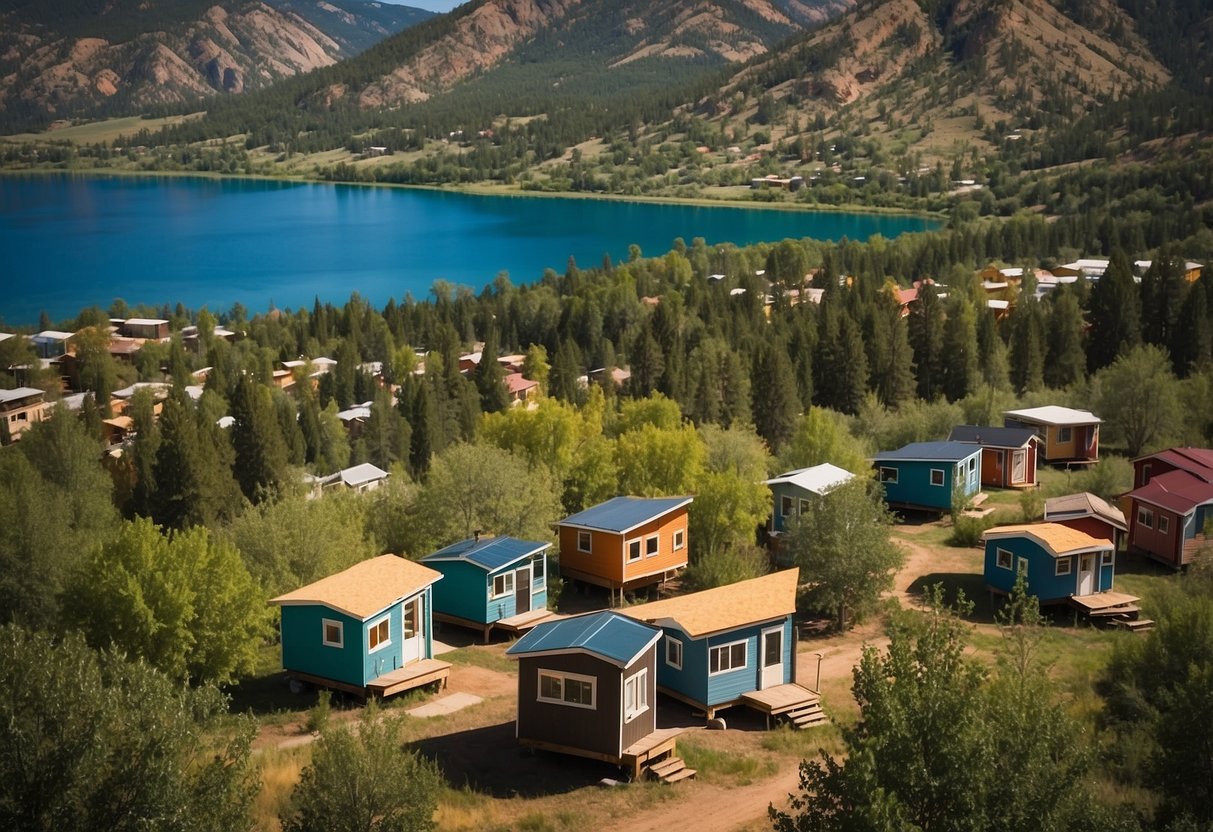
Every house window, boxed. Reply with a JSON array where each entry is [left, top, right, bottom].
[[403, 600, 417, 639], [1058, 427, 1072, 443], [930, 468, 945, 487], [368, 616, 390, 652], [780, 495, 794, 517], [879, 467, 898, 484], [1017, 557, 1029, 576], [709, 641, 748, 675], [672, 528, 685, 551], [665, 635, 683, 670], [645, 534, 660, 558], [531, 554, 546, 588], [577, 530, 592, 553], [1138, 507, 1153, 529], [537, 670, 596, 709], [1102, 550, 1114, 566], [322, 619, 344, 648], [1055, 557, 1072, 576], [1158, 515, 1170, 534], [627, 539, 642, 562], [492, 571, 515, 598], [996, 548, 1013, 570], [799, 498, 810, 515], [623, 669, 649, 722], [969, 457, 977, 472], [1141, 462, 1152, 484]]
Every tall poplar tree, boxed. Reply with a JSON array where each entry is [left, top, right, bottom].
[[942, 297, 980, 402], [1086, 249, 1141, 373], [908, 282, 945, 401], [1044, 288, 1086, 388]]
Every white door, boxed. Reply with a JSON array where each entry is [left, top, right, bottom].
[[1012, 450, 1026, 484], [1077, 554, 1096, 596], [401, 596, 423, 664], [760, 627, 784, 689]]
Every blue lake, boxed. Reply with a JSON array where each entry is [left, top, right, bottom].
[[0, 174, 939, 325]]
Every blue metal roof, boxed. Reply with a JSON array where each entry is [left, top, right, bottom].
[[506, 611, 660, 667], [874, 441, 983, 463], [558, 496, 692, 534], [948, 425, 1039, 448], [420, 536, 549, 572]]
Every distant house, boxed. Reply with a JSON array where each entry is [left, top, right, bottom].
[[421, 535, 553, 641], [947, 425, 1040, 489], [1131, 447, 1213, 490], [983, 523, 1115, 603], [872, 441, 982, 513], [335, 402, 373, 437], [1003, 406, 1100, 466], [306, 462, 390, 497], [1044, 492, 1128, 548], [31, 330, 73, 359], [0, 386, 49, 444], [268, 555, 450, 698], [622, 569, 824, 728], [556, 496, 692, 603], [506, 611, 693, 782], [763, 463, 855, 536], [118, 318, 170, 340], [1133, 260, 1204, 283], [1125, 466, 1213, 569], [504, 372, 539, 407], [1053, 259, 1109, 280]]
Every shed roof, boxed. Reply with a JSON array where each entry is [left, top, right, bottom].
[[622, 569, 798, 638], [764, 463, 855, 495], [268, 555, 441, 621], [421, 535, 550, 572], [340, 463, 389, 488], [1044, 492, 1127, 531], [1130, 470, 1213, 515], [1004, 406, 1101, 426], [948, 425, 1039, 449], [873, 441, 982, 463], [1135, 448, 1213, 484], [506, 611, 660, 668], [558, 496, 692, 534], [982, 523, 1112, 557], [33, 330, 73, 340], [0, 386, 45, 404], [504, 372, 538, 394], [123, 317, 169, 327]]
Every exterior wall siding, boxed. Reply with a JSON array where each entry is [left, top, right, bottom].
[[661, 630, 709, 706], [558, 508, 690, 589], [430, 561, 488, 623], [280, 605, 366, 688], [984, 538, 1112, 602], [1055, 516, 1118, 546], [516, 652, 624, 758], [770, 484, 817, 534], [558, 526, 625, 585], [620, 645, 658, 751], [1130, 501, 1182, 565], [360, 601, 404, 685], [878, 456, 979, 511], [621, 511, 690, 584]]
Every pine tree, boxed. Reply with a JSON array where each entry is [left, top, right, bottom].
[[230, 376, 290, 503], [1171, 281, 1211, 376], [407, 376, 436, 480], [152, 392, 242, 529], [830, 313, 869, 415], [1087, 249, 1141, 373], [1009, 298, 1046, 394], [1141, 248, 1187, 349], [976, 304, 1010, 391], [473, 328, 510, 413], [908, 282, 945, 400], [1044, 288, 1086, 388], [364, 387, 411, 471], [942, 297, 980, 402], [751, 341, 800, 452]]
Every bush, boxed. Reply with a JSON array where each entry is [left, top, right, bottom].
[[683, 544, 767, 591], [949, 515, 994, 547], [1019, 489, 1044, 522]]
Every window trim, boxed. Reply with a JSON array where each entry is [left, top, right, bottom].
[[780, 494, 794, 518], [1101, 550, 1114, 567], [879, 466, 898, 484], [1158, 515, 1170, 534], [491, 571, 515, 599], [322, 618, 344, 648], [1137, 506, 1153, 529], [531, 553, 546, 587], [1017, 556, 1029, 576], [665, 635, 683, 670], [1057, 426, 1072, 443], [709, 640, 748, 676], [996, 548, 1013, 571], [644, 533, 660, 558], [798, 497, 810, 516], [930, 468, 945, 487], [623, 668, 649, 723], [626, 538, 642, 562], [672, 528, 685, 552], [577, 530, 592, 553], [1055, 556, 1072, 576], [367, 615, 391, 653], [537, 669, 596, 710]]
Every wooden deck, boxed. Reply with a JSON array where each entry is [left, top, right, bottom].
[[1069, 591, 1140, 614], [520, 727, 688, 781], [366, 659, 451, 697], [495, 608, 564, 636], [741, 684, 829, 730]]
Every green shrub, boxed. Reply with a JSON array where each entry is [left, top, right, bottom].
[[1019, 489, 1044, 522], [949, 515, 994, 547]]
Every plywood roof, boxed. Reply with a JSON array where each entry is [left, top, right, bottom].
[[269, 554, 441, 621], [622, 569, 799, 638], [983, 523, 1111, 557]]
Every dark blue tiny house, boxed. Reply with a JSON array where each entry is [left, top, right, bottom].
[[982, 523, 1115, 602], [420, 535, 551, 640], [269, 554, 450, 698], [763, 463, 855, 536], [872, 441, 982, 513]]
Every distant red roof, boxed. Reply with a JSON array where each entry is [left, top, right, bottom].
[[895, 287, 918, 306], [1131, 469, 1213, 515], [505, 372, 538, 395], [1139, 448, 1213, 484]]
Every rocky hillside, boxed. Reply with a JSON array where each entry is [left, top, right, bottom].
[[0, 0, 433, 129]]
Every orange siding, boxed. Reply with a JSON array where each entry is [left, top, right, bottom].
[[621, 510, 689, 584], [558, 508, 689, 589]]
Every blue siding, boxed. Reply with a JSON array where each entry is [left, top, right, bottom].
[[653, 617, 794, 708], [770, 483, 815, 534], [280, 605, 369, 688], [657, 630, 709, 706], [361, 602, 404, 685], [984, 538, 1113, 602], [877, 455, 980, 511], [429, 560, 548, 625]]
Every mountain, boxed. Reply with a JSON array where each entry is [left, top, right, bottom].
[[0, 0, 435, 129]]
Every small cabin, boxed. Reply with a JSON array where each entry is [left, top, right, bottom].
[[268, 555, 450, 698], [557, 496, 692, 604], [0, 386, 49, 444], [763, 463, 855, 536], [118, 318, 170, 341], [421, 535, 552, 640], [983, 523, 1114, 603], [1131, 447, 1213, 490], [947, 425, 1039, 489], [306, 462, 390, 497], [1003, 406, 1100, 466], [872, 441, 982, 513], [507, 611, 691, 781], [1126, 470, 1213, 568], [1044, 492, 1127, 548]]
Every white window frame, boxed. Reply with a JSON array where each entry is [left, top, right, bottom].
[[627, 539, 642, 562], [996, 548, 1013, 571], [1057, 426, 1072, 443], [879, 466, 898, 484], [672, 528, 685, 552], [1017, 556, 1029, 576], [1138, 506, 1153, 529], [623, 668, 649, 722], [930, 468, 945, 487], [537, 669, 596, 710], [531, 553, 546, 587], [368, 615, 390, 653], [1158, 515, 1169, 534], [969, 457, 977, 472], [644, 533, 660, 558], [709, 640, 748, 675], [780, 495, 794, 518], [665, 635, 683, 670], [491, 571, 515, 599], [322, 618, 344, 648], [577, 530, 592, 553], [1055, 556, 1072, 576], [798, 497, 810, 515], [1101, 550, 1114, 566]]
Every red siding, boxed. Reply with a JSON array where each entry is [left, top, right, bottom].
[[1130, 501, 1182, 566]]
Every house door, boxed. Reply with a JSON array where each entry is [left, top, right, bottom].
[[514, 567, 531, 615], [760, 627, 784, 690], [401, 596, 423, 664], [1077, 554, 1096, 596], [1012, 450, 1026, 484]]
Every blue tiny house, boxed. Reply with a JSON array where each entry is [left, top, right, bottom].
[[763, 463, 856, 536], [420, 535, 552, 640], [872, 441, 982, 513], [983, 523, 1115, 602], [269, 555, 450, 698]]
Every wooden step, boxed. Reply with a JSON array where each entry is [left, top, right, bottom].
[[792, 713, 830, 729], [661, 767, 697, 784], [648, 757, 685, 778], [1088, 604, 1141, 617], [1113, 618, 1155, 632]]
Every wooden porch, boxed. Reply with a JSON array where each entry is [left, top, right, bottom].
[[435, 609, 563, 643], [519, 726, 694, 782], [740, 683, 829, 730], [1069, 592, 1154, 632], [366, 658, 451, 697]]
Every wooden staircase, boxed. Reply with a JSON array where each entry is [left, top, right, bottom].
[[784, 699, 830, 729], [646, 754, 697, 784], [740, 684, 830, 730]]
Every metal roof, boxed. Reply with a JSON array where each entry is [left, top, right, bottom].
[[1004, 406, 1101, 426], [1130, 470, 1213, 515], [0, 386, 44, 404], [506, 611, 660, 668], [558, 496, 692, 534], [982, 523, 1112, 557], [948, 425, 1039, 449], [1044, 492, 1127, 531], [340, 463, 390, 488], [269, 554, 442, 621], [623, 569, 798, 638], [421, 535, 550, 572], [873, 441, 983, 463], [764, 463, 855, 495], [1136, 448, 1213, 484]]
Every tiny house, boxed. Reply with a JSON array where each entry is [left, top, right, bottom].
[[269, 555, 450, 698], [947, 425, 1039, 489], [1003, 406, 1100, 465], [1131, 447, 1213, 490], [1126, 470, 1213, 568], [1044, 492, 1127, 548], [983, 523, 1115, 603], [872, 441, 982, 513], [763, 463, 855, 536], [421, 535, 552, 640]]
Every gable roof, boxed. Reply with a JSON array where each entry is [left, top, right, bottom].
[[983, 523, 1112, 557], [339, 462, 389, 488], [873, 441, 982, 464], [1130, 470, 1213, 515], [1004, 406, 1101, 426], [506, 611, 660, 668], [558, 496, 692, 534], [268, 555, 441, 621], [622, 569, 798, 638], [1135, 447, 1213, 484], [764, 463, 855, 496], [948, 425, 1039, 449], [421, 535, 550, 572], [1044, 492, 1127, 532], [0, 386, 45, 405]]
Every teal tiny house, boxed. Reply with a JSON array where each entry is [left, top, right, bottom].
[[421, 535, 552, 640], [983, 523, 1114, 603], [763, 463, 855, 536], [872, 441, 982, 513], [269, 555, 450, 698]]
